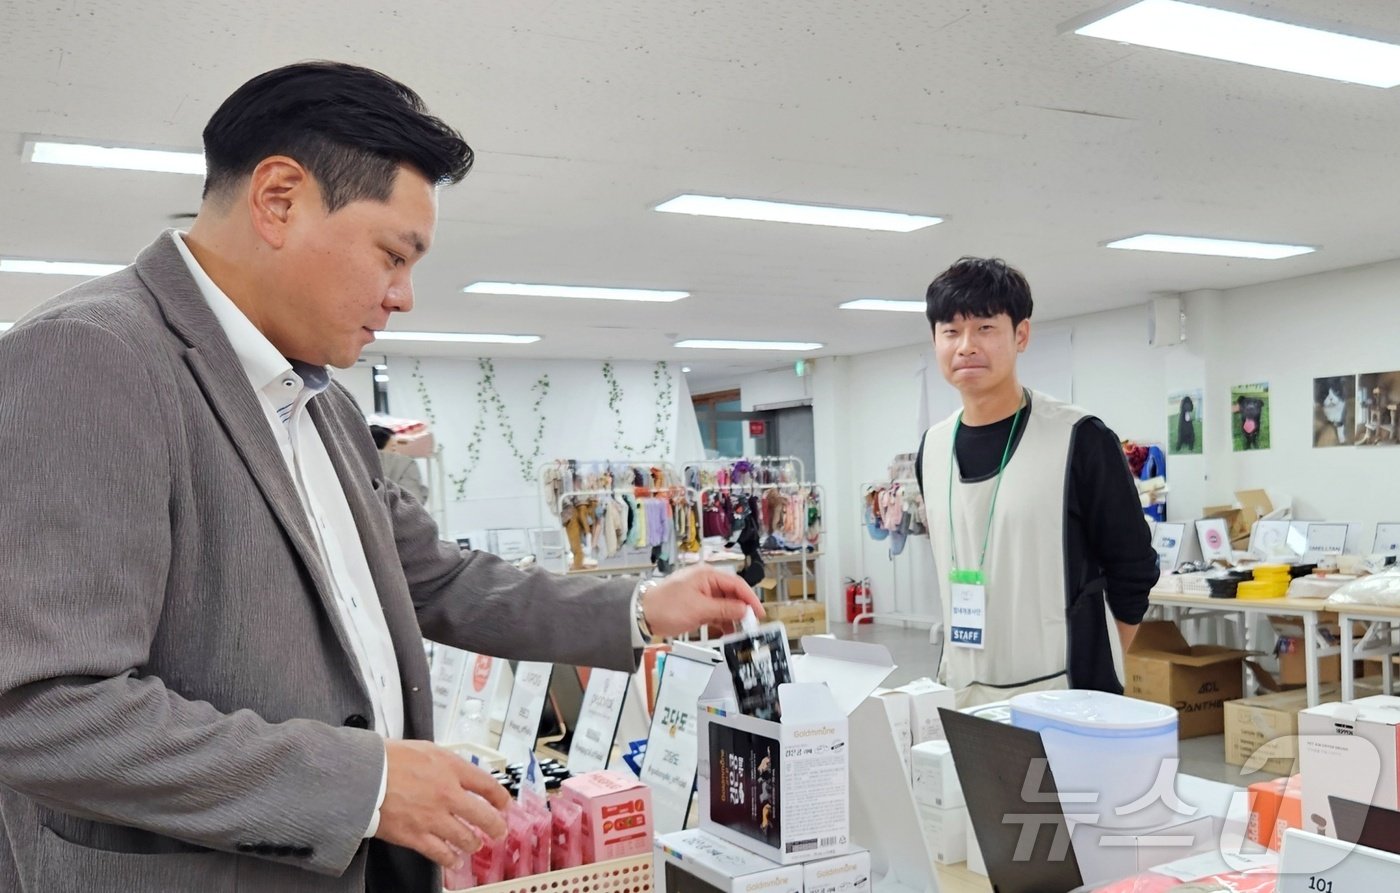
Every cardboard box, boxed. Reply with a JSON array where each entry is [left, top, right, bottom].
[[802, 850, 871, 893], [915, 803, 967, 865], [1274, 637, 1342, 687], [911, 740, 964, 810], [656, 829, 804, 893], [697, 637, 895, 865], [1272, 783, 1302, 851], [1227, 678, 1384, 775], [1299, 695, 1400, 840], [769, 600, 826, 640], [1125, 620, 1253, 738], [560, 770, 653, 864], [782, 576, 818, 600], [897, 677, 956, 744], [872, 688, 913, 777], [1204, 490, 1275, 549]]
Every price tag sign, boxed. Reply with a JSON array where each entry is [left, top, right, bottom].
[[1305, 523, 1350, 558], [496, 661, 554, 764], [1196, 518, 1233, 564], [1375, 523, 1400, 556], [1277, 828, 1400, 892], [640, 653, 716, 834], [567, 668, 631, 773], [430, 646, 469, 743], [1152, 522, 1186, 572]]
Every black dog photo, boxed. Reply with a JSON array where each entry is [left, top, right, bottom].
[[1231, 383, 1270, 451], [1168, 390, 1202, 455]]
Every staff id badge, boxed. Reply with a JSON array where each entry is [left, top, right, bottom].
[[949, 569, 987, 650]]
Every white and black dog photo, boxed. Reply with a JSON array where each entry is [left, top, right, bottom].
[[1313, 375, 1356, 448]]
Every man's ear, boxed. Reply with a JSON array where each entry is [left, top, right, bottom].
[[246, 156, 315, 249], [1015, 318, 1032, 353]]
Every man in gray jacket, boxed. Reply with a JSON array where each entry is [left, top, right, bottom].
[[0, 61, 760, 892]]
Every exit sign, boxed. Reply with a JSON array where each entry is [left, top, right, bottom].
[[749, 420, 767, 437]]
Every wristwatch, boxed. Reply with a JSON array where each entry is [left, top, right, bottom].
[[634, 578, 663, 643]]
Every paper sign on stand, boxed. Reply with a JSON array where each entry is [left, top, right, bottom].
[[1196, 518, 1234, 564], [1152, 522, 1186, 573], [641, 649, 719, 835], [1304, 523, 1352, 560], [1277, 828, 1400, 892], [451, 653, 504, 746], [568, 667, 631, 773], [496, 661, 554, 763], [1373, 523, 1400, 556], [430, 646, 469, 742], [1252, 519, 1295, 559]]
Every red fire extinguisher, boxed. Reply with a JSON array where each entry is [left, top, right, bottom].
[[845, 577, 873, 624]]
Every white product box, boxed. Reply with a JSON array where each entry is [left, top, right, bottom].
[[1070, 815, 1217, 888], [1299, 694, 1400, 840], [966, 822, 985, 876], [698, 637, 895, 865], [656, 829, 804, 893], [910, 740, 963, 810], [802, 849, 871, 893], [915, 802, 967, 865], [872, 688, 913, 777], [896, 677, 956, 744]]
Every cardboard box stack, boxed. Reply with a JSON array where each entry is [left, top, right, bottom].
[[1224, 677, 1382, 776], [1124, 621, 1252, 737]]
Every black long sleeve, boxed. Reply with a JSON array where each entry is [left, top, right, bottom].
[[1066, 417, 1160, 626]]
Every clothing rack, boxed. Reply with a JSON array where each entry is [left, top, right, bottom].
[[695, 481, 824, 609], [553, 486, 696, 575], [684, 455, 806, 490], [854, 477, 939, 630]]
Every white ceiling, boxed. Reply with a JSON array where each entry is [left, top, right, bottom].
[[5, 0, 1400, 381]]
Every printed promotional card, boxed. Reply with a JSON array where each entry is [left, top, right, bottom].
[[722, 625, 793, 722]]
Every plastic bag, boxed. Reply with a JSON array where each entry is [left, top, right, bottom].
[[1326, 567, 1400, 608]]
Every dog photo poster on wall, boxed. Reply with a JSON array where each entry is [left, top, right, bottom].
[[1168, 389, 1203, 455], [1313, 375, 1356, 448], [1232, 382, 1271, 452]]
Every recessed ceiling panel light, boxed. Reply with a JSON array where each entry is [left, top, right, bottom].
[[681, 366, 692, 373], [838, 298, 926, 313], [655, 194, 941, 232], [375, 331, 541, 344], [26, 140, 206, 174], [1104, 234, 1316, 259], [464, 282, 688, 302], [0, 258, 126, 277], [1072, 0, 1400, 88], [674, 339, 823, 352]]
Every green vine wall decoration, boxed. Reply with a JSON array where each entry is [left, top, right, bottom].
[[602, 360, 674, 455], [441, 358, 551, 497]]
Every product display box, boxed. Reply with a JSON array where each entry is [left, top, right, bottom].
[[697, 637, 895, 865], [897, 677, 956, 745], [801, 849, 871, 893], [914, 801, 966, 865], [559, 770, 653, 864], [1124, 621, 1252, 738], [1299, 694, 1400, 840], [871, 687, 912, 777], [1247, 774, 1303, 851], [656, 829, 803, 893], [910, 740, 963, 810]]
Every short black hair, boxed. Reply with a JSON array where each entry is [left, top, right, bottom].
[[369, 424, 393, 451], [202, 61, 473, 211], [925, 256, 1034, 329]]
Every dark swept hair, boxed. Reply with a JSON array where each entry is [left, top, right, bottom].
[[925, 256, 1034, 329], [202, 61, 473, 211]]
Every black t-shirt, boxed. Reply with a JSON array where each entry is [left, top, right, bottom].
[[916, 396, 1159, 694]]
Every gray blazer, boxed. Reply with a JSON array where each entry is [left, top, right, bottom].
[[0, 233, 638, 892]]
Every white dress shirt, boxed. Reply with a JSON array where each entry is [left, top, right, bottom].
[[172, 233, 394, 836]]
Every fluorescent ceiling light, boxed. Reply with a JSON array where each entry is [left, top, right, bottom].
[[1105, 234, 1316, 259], [464, 281, 688, 302], [375, 331, 541, 344], [1073, 0, 1400, 88], [655, 194, 941, 232], [675, 339, 823, 352], [26, 140, 206, 174], [839, 298, 926, 313], [0, 258, 126, 276], [681, 366, 692, 373]]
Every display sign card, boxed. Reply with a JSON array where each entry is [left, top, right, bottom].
[[1153, 522, 1186, 572], [431, 645, 469, 743], [1251, 519, 1294, 559], [496, 661, 554, 763], [641, 652, 717, 835], [1305, 523, 1350, 558], [1372, 523, 1400, 556], [568, 668, 631, 773], [1196, 518, 1233, 564]]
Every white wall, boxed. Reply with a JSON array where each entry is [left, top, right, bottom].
[[385, 357, 700, 539], [814, 260, 1400, 627]]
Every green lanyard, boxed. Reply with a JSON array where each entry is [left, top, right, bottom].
[[947, 400, 1024, 585]]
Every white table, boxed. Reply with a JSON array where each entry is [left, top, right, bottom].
[[1148, 590, 1340, 707], [1335, 602, 1400, 701]]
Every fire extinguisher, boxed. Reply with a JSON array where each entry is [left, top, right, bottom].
[[845, 577, 873, 624]]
